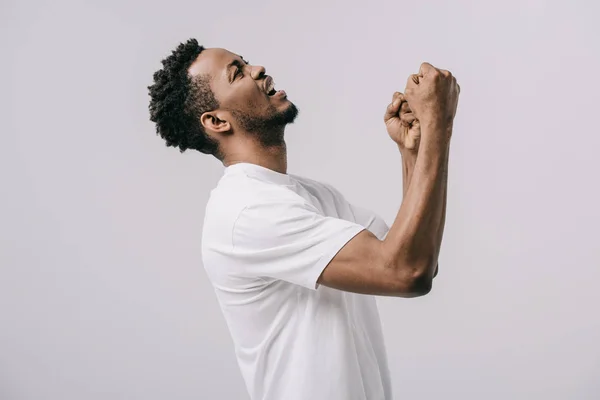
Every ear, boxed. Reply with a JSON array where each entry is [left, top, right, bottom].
[[200, 110, 232, 138]]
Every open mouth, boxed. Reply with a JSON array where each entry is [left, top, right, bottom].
[[265, 77, 277, 96]]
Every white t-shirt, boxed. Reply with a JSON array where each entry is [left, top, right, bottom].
[[202, 162, 392, 400]]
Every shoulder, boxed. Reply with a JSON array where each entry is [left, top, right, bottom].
[[207, 171, 299, 213], [202, 173, 307, 248], [291, 174, 352, 213], [291, 173, 330, 191], [290, 174, 341, 203]]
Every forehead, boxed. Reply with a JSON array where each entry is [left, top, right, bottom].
[[188, 48, 240, 80]]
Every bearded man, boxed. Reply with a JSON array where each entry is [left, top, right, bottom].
[[148, 38, 460, 400]]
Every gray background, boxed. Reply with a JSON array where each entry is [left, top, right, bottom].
[[2, 0, 599, 399]]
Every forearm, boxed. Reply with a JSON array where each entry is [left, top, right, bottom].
[[430, 146, 448, 278], [398, 144, 443, 278], [399, 145, 416, 198], [384, 124, 451, 281], [433, 148, 449, 270]]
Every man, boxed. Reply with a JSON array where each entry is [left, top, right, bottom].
[[148, 38, 459, 400]]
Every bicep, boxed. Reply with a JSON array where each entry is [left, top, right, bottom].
[[317, 229, 425, 297], [232, 200, 366, 290]]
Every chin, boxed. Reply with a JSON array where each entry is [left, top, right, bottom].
[[281, 101, 299, 124]]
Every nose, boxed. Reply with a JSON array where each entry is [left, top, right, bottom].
[[251, 65, 266, 80]]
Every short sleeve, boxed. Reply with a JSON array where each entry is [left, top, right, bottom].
[[231, 199, 365, 290], [348, 203, 390, 240], [322, 183, 390, 241]]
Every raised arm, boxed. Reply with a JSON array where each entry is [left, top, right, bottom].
[[395, 94, 440, 278], [318, 62, 459, 297]]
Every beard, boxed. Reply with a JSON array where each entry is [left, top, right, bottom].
[[232, 102, 299, 147]]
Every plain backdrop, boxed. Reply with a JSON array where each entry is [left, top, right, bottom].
[[2, 0, 599, 399]]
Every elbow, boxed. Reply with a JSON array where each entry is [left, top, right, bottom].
[[406, 272, 433, 297], [393, 258, 436, 298]]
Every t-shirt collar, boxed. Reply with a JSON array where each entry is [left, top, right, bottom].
[[225, 162, 293, 186]]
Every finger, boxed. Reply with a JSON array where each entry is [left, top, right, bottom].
[[400, 100, 411, 115], [419, 62, 435, 77], [383, 94, 402, 121], [406, 124, 421, 149], [400, 112, 416, 126], [439, 68, 452, 78], [406, 74, 419, 90]]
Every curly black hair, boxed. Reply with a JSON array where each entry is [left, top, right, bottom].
[[148, 39, 222, 158]]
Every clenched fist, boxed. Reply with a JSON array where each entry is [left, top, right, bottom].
[[384, 92, 421, 152], [404, 62, 460, 136]]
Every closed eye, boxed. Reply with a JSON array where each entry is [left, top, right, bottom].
[[234, 66, 243, 80], [228, 57, 249, 83]]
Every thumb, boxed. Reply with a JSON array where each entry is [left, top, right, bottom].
[[400, 111, 416, 126], [383, 92, 403, 122]]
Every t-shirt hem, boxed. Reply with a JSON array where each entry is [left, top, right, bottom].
[[309, 225, 366, 290]]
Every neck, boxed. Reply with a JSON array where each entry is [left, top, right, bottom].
[[223, 135, 288, 174]]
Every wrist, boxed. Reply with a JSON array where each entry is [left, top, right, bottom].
[[420, 115, 453, 134], [420, 122, 453, 148], [398, 145, 417, 170], [399, 145, 416, 196], [398, 143, 417, 160]]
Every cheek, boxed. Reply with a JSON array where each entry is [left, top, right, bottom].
[[243, 91, 271, 113], [221, 83, 270, 113]]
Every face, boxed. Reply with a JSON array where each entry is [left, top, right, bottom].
[[189, 48, 298, 146]]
